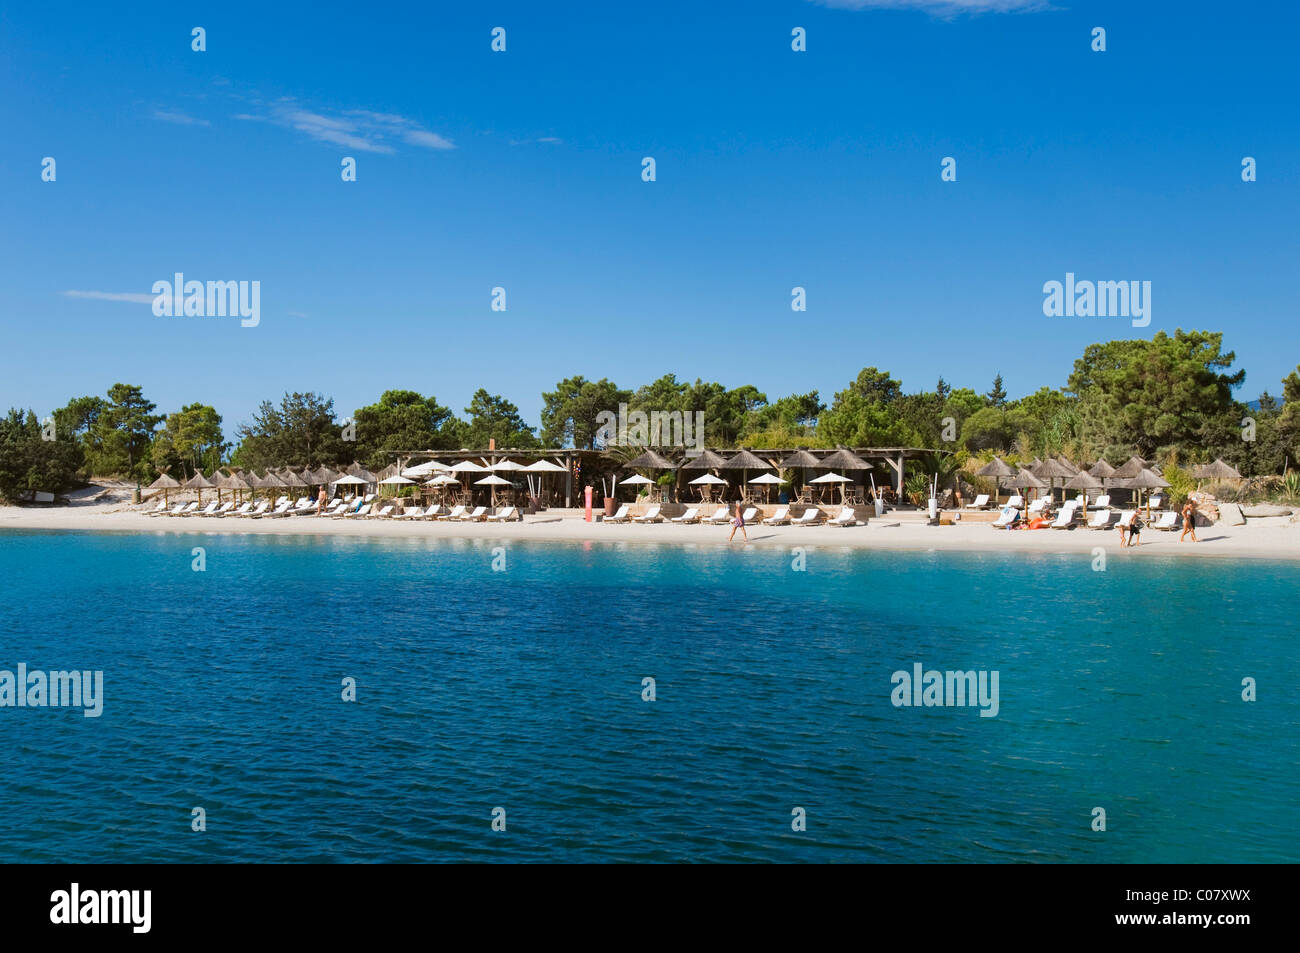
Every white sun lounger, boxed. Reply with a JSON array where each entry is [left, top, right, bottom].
[[203, 501, 235, 517], [828, 507, 857, 526], [1049, 506, 1077, 529], [1093, 494, 1111, 509], [792, 507, 823, 525], [438, 504, 466, 521], [633, 504, 663, 523], [169, 501, 200, 517], [1087, 509, 1113, 529], [393, 506, 426, 520], [338, 503, 371, 519], [992, 507, 1019, 528], [605, 505, 632, 523], [741, 507, 760, 524], [188, 501, 221, 517], [671, 507, 700, 524], [367, 505, 396, 519], [1027, 498, 1049, 516], [1149, 495, 1164, 510], [1115, 510, 1136, 530], [965, 494, 991, 510], [1151, 511, 1179, 530], [1004, 495, 1025, 509], [703, 506, 731, 525], [486, 506, 517, 522], [145, 500, 169, 516], [459, 506, 488, 522], [422, 504, 444, 520], [761, 506, 790, 526]]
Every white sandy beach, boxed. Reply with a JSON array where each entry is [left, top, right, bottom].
[[4, 497, 1299, 561]]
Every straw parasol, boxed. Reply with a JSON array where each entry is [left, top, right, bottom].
[[1064, 470, 1103, 517], [1111, 456, 1149, 480], [778, 449, 822, 469], [1088, 459, 1116, 479], [624, 449, 677, 470], [720, 450, 772, 502], [1031, 458, 1075, 503], [148, 472, 181, 505], [183, 470, 214, 504], [678, 450, 729, 471], [1193, 458, 1242, 481], [1055, 455, 1080, 475], [1128, 468, 1170, 519], [975, 457, 1016, 506], [1009, 468, 1047, 516], [279, 468, 309, 489], [820, 448, 872, 471]]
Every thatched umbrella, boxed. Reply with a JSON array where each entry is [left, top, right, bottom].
[[1193, 458, 1242, 482], [1064, 470, 1103, 517], [778, 449, 822, 469], [1009, 468, 1047, 515], [625, 449, 677, 470], [1055, 455, 1080, 475], [1032, 457, 1075, 504], [1088, 459, 1116, 479], [148, 472, 181, 506], [224, 471, 253, 502], [1129, 468, 1171, 520], [678, 449, 728, 471], [975, 457, 1016, 506], [1111, 456, 1149, 480], [720, 450, 773, 502], [279, 469, 309, 492], [183, 470, 214, 504]]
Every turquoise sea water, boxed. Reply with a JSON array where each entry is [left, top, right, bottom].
[[0, 529, 1295, 863]]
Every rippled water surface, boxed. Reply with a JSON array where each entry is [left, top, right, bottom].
[[0, 529, 1296, 863]]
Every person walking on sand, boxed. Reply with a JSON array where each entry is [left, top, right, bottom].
[[316, 485, 328, 516], [1180, 500, 1198, 542], [728, 499, 748, 543], [1127, 511, 1144, 548]]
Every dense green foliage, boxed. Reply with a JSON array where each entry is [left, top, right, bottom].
[[3, 331, 1296, 499]]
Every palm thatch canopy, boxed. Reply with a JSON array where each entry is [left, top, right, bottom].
[[679, 450, 729, 470], [224, 473, 253, 491], [1065, 471, 1103, 491], [1088, 459, 1117, 479], [148, 473, 181, 490], [624, 449, 677, 470], [820, 448, 873, 471], [1128, 468, 1171, 490], [1193, 458, 1242, 480], [975, 457, 1016, 478], [779, 449, 823, 469], [1031, 458, 1075, 480], [1055, 455, 1080, 474], [720, 450, 772, 471], [1010, 468, 1047, 490], [279, 469, 308, 488], [183, 471, 214, 489], [1112, 456, 1149, 479], [348, 464, 378, 482]]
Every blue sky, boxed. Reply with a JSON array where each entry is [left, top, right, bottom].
[[2, 0, 1296, 433]]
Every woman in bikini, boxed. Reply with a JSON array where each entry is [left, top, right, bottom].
[[1180, 500, 1198, 542]]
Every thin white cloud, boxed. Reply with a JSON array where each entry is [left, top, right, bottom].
[[153, 109, 210, 126], [62, 290, 155, 304], [234, 100, 454, 154], [811, 0, 1048, 12], [537, 137, 564, 144]]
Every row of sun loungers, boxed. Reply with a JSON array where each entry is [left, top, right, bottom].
[[992, 502, 1181, 531], [604, 504, 861, 527], [146, 495, 523, 522]]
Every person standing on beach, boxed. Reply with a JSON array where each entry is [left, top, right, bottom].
[[316, 486, 328, 516], [1180, 500, 1198, 542], [728, 499, 748, 543]]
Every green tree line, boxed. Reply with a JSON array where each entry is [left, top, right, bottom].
[[3, 330, 1298, 502]]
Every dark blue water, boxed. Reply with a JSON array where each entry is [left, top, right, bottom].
[[0, 530, 1295, 863]]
